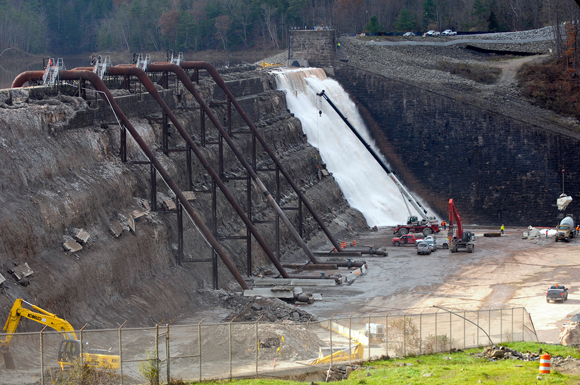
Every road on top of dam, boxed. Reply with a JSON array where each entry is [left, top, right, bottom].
[[301, 226, 577, 344]]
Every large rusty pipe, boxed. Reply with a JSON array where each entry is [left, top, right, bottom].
[[12, 70, 249, 290], [107, 65, 289, 278], [11, 71, 44, 87], [148, 62, 322, 265], [180, 61, 343, 253]]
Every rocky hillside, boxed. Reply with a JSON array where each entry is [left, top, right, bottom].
[[0, 67, 366, 329]]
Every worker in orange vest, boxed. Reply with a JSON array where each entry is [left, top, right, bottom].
[[441, 221, 446, 230]]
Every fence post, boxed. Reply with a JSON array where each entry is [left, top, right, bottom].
[[522, 308, 525, 341], [329, 314, 335, 366], [119, 321, 126, 385], [40, 325, 47, 385], [435, 309, 438, 353], [166, 324, 170, 383], [477, 310, 480, 346], [349, 313, 354, 366], [449, 310, 452, 350], [154, 320, 163, 385], [463, 311, 466, 350], [500, 307, 503, 343], [229, 316, 237, 379], [368, 311, 375, 360], [198, 318, 204, 382], [419, 311, 423, 355], [255, 315, 263, 378], [488, 309, 491, 344], [386, 311, 391, 357], [403, 311, 408, 356], [79, 323, 88, 366], [511, 306, 514, 342]]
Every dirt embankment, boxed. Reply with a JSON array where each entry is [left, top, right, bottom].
[[0, 65, 362, 329]]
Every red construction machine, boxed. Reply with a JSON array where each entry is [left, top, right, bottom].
[[448, 199, 476, 253]]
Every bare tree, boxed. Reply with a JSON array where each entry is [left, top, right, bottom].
[[215, 15, 232, 50], [261, 3, 279, 48]]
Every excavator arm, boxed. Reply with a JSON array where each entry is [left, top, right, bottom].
[[1, 299, 77, 350], [448, 199, 464, 239]]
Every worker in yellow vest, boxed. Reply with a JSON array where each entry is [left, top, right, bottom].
[[500, 224, 505, 235]]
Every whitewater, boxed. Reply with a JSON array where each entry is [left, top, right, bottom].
[[274, 68, 431, 227]]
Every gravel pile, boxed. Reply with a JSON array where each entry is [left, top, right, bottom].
[[478, 345, 579, 367], [456, 26, 555, 41]]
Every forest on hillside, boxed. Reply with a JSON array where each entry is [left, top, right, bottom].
[[0, 0, 579, 54]]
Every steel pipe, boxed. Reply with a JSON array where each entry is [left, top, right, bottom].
[[107, 65, 289, 278], [179, 61, 343, 253], [148, 62, 322, 265], [13, 70, 249, 290]]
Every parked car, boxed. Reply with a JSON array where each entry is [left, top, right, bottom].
[[425, 30, 440, 37], [546, 285, 568, 303], [416, 241, 431, 255], [423, 235, 449, 249], [403, 32, 415, 37], [421, 238, 437, 252], [441, 29, 457, 36]]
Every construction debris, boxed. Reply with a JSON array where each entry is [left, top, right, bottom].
[[560, 321, 580, 345], [0, 273, 6, 286], [73, 228, 91, 244], [163, 199, 176, 211], [127, 213, 136, 233], [109, 219, 124, 238], [183, 191, 196, 201], [10, 263, 33, 281], [63, 240, 83, 253]]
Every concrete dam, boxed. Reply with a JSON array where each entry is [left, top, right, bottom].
[[0, 29, 578, 330]]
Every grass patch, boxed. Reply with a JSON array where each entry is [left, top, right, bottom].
[[437, 60, 502, 84], [517, 57, 580, 118], [182, 342, 579, 385]]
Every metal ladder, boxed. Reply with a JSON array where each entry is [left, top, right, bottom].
[[93, 55, 111, 79], [42, 58, 64, 86]]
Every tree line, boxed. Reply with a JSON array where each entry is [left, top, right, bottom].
[[0, 0, 578, 55]]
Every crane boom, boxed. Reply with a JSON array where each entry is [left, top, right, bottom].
[[316, 89, 433, 223]]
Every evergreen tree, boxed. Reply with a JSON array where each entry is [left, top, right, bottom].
[[488, 10, 499, 32], [395, 8, 417, 32], [364, 15, 382, 33]]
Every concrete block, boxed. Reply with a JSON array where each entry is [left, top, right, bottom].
[[63, 240, 83, 253], [312, 293, 323, 301], [163, 199, 176, 210], [12, 263, 33, 281], [127, 214, 135, 233], [183, 191, 196, 201], [0, 273, 5, 286], [73, 229, 90, 244], [131, 209, 147, 220], [109, 219, 124, 238]]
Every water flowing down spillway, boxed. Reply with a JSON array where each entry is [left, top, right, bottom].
[[275, 68, 432, 226]]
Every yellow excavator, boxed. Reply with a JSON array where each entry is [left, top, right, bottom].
[[0, 299, 120, 370]]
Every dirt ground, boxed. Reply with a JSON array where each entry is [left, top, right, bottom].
[[295, 226, 579, 344]]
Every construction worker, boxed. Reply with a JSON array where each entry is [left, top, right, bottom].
[[500, 224, 505, 235], [337, 42, 341, 49], [576, 225, 579, 235], [441, 221, 446, 230]]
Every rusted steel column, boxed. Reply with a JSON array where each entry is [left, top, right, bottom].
[[179, 61, 343, 253], [107, 65, 288, 278], [148, 63, 321, 265], [26, 69, 250, 290]]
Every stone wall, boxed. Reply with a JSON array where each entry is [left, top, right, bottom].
[[334, 66, 580, 226], [290, 30, 337, 67]]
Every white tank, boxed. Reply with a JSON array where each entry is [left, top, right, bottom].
[[560, 216, 575, 228]]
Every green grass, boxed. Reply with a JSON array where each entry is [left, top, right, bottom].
[[177, 343, 580, 384]]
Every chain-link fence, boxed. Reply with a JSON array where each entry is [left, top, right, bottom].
[[0, 307, 537, 384]]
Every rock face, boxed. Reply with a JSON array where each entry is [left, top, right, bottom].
[[0, 67, 363, 328], [290, 30, 337, 67]]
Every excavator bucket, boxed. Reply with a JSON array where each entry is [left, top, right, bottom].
[[3, 352, 15, 370]]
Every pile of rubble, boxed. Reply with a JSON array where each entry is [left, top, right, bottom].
[[479, 345, 580, 368], [559, 321, 580, 345], [479, 345, 541, 361]]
